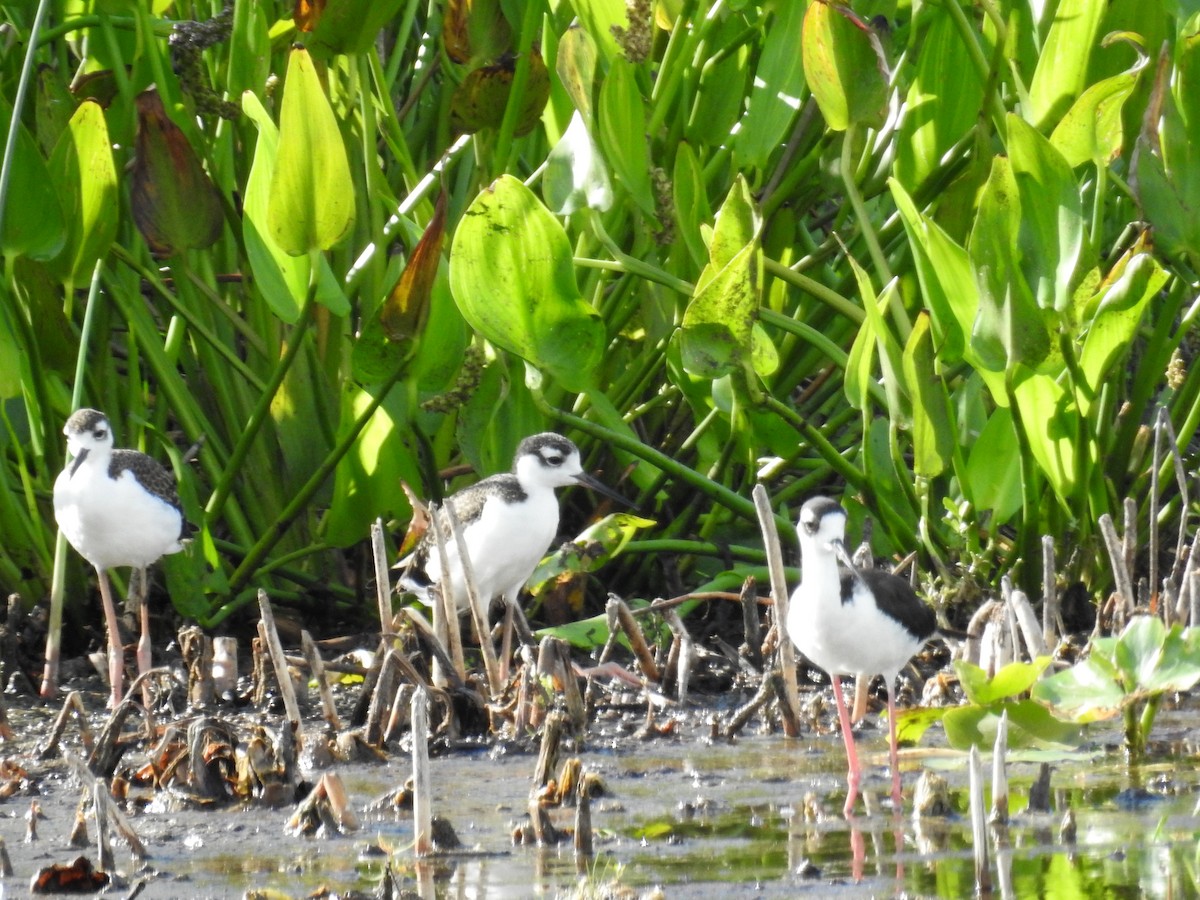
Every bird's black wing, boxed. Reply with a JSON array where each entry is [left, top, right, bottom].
[[856, 568, 937, 642]]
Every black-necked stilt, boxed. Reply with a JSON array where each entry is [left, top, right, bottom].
[[789, 496, 936, 817], [53, 409, 187, 706], [398, 433, 623, 616]]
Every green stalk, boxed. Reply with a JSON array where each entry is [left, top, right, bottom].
[[623, 539, 767, 565], [762, 257, 863, 324], [205, 277, 317, 524], [493, 0, 542, 173], [223, 364, 408, 598]]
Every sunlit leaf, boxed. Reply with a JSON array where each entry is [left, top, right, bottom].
[[597, 59, 656, 217], [1027, 0, 1105, 128], [449, 175, 605, 391], [544, 110, 613, 215], [129, 88, 224, 256], [902, 313, 952, 478], [955, 658, 1053, 707], [556, 23, 598, 123], [1011, 367, 1083, 501], [943, 699, 1082, 751], [268, 46, 355, 255], [564, 0, 627, 62], [964, 407, 1022, 520], [735, 1, 806, 169], [309, 0, 408, 56], [801, 0, 888, 132], [1049, 36, 1146, 168]]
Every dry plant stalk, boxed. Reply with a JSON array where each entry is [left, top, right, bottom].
[[752, 484, 801, 736], [411, 687, 433, 856], [370, 518, 392, 634], [257, 590, 302, 726], [990, 710, 1009, 825], [301, 630, 342, 730], [443, 502, 503, 696]]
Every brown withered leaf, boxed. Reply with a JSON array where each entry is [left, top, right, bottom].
[[449, 48, 550, 136], [294, 0, 326, 32], [130, 88, 223, 256], [380, 189, 446, 342], [443, 0, 512, 66]]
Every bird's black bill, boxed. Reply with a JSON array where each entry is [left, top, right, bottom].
[[68, 448, 90, 477], [573, 472, 631, 507], [831, 538, 860, 572]]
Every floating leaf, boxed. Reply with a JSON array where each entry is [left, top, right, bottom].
[[450, 50, 550, 136], [449, 175, 604, 391], [129, 88, 224, 256], [268, 46, 355, 255]]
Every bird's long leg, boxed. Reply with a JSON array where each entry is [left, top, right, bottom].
[[134, 567, 153, 706], [94, 566, 124, 707], [830, 674, 861, 817], [885, 680, 903, 814]]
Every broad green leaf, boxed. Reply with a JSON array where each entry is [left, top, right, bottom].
[[529, 512, 656, 594], [242, 90, 308, 322], [0, 307, 21, 399], [735, 1, 806, 169], [685, 15, 750, 145], [801, 0, 888, 132], [1027, 0, 1105, 128], [0, 100, 65, 260], [968, 156, 1049, 371], [47, 99, 117, 288], [544, 110, 613, 215], [845, 259, 908, 423], [902, 313, 953, 477], [1144, 626, 1200, 695], [955, 658, 1053, 706], [1033, 652, 1128, 723], [943, 699, 1083, 750], [1011, 367, 1083, 501], [1049, 45, 1143, 168], [964, 408, 1022, 520], [1007, 114, 1085, 314], [681, 177, 762, 378], [895, 7, 985, 190], [556, 24, 598, 124], [1114, 615, 1166, 689], [1079, 252, 1166, 410], [673, 142, 712, 269], [597, 59, 656, 217], [268, 47, 355, 255], [564, 0, 626, 62], [449, 175, 604, 392], [893, 706, 947, 746]]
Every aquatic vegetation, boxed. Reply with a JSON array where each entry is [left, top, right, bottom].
[[1033, 616, 1200, 758]]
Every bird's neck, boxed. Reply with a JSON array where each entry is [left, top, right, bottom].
[[799, 540, 844, 599]]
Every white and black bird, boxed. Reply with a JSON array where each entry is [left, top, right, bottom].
[[788, 496, 937, 817], [398, 433, 624, 617], [53, 408, 187, 706]]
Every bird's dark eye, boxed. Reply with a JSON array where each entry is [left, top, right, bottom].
[[545, 453, 564, 467], [802, 516, 818, 534], [93, 428, 107, 440]]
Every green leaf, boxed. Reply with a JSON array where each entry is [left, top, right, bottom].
[[556, 23, 599, 124], [242, 89, 308, 322], [680, 176, 762, 377], [1011, 367, 1082, 501], [801, 0, 888, 132], [0, 102, 65, 260], [894, 7, 985, 190], [845, 259, 907, 423], [943, 699, 1082, 751], [597, 59, 656, 217], [1049, 57, 1142, 168], [46, 99, 118, 288], [1032, 653, 1127, 723], [893, 706, 947, 746], [1026, 0, 1105, 128], [955, 657, 1053, 706], [449, 175, 604, 391], [1007, 114, 1085, 314], [735, 1, 806, 169], [563, 0, 627, 63], [268, 47, 355, 255], [902, 312, 953, 478], [544, 110, 613, 215], [309, 0, 409, 56], [673, 142, 712, 270], [964, 407, 1023, 520]]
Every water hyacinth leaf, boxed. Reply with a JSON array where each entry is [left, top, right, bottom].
[[544, 110, 613, 215], [680, 176, 762, 377], [268, 47, 355, 255], [1142, 624, 1200, 695], [598, 59, 656, 217], [1032, 640, 1130, 723], [449, 175, 604, 392], [894, 7, 984, 191], [242, 89, 308, 322], [46, 99, 117, 288], [1026, 0, 1105, 128], [734, 0, 806, 169], [380, 190, 447, 342], [955, 658, 1053, 707], [1049, 37, 1146, 168], [1011, 368, 1081, 501], [450, 50, 550, 136], [308, 0, 409, 56], [801, 0, 888, 132], [1007, 114, 1085, 314], [968, 156, 1049, 371], [902, 312, 952, 478], [529, 512, 656, 597], [943, 699, 1082, 751], [34, 66, 74, 157], [556, 24, 598, 123], [0, 109, 65, 260], [129, 88, 224, 257]]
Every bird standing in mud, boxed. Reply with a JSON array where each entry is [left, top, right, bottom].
[[788, 496, 937, 816], [54, 409, 187, 706], [398, 433, 625, 618]]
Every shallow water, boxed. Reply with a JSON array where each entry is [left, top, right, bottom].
[[4, 700, 1200, 898]]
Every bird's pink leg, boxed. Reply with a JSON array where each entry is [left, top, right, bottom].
[[886, 680, 903, 814], [135, 567, 152, 705], [830, 674, 861, 817], [95, 567, 124, 707]]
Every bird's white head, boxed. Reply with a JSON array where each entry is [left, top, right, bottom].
[[513, 433, 586, 490], [63, 408, 114, 460], [798, 495, 849, 559]]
